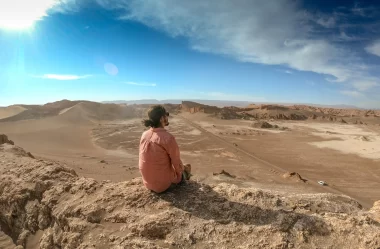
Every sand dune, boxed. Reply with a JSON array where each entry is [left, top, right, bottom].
[[0, 100, 81, 122], [52, 101, 137, 124], [0, 100, 139, 125], [58, 106, 76, 115], [0, 105, 26, 119], [0, 101, 144, 183], [0, 103, 100, 155], [75, 102, 138, 121]]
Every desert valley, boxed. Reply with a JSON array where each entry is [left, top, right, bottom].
[[0, 99, 380, 248]]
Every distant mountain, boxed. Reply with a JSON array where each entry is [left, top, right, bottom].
[[102, 99, 361, 109], [103, 99, 165, 105], [103, 99, 254, 107]]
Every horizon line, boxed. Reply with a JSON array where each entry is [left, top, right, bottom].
[[1, 98, 371, 110]]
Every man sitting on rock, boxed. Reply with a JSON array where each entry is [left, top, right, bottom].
[[139, 105, 191, 193]]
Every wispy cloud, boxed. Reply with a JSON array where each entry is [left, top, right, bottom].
[[125, 81, 157, 87], [31, 74, 92, 80], [352, 81, 379, 91], [315, 16, 336, 28], [334, 32, 365, 42], [351, 4, 378, 17], [340, 90, 364, 98], [277, 69, 293, 74], [91, 0, 379, 85], [365, 40, 380, 57]]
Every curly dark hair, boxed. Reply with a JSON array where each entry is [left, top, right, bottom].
[[142, 105, 168, 128]]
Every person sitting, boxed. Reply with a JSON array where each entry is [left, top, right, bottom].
[[139, 105, 191, 193]]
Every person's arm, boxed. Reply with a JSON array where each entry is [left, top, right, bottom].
[[166, 136, 184, 183]]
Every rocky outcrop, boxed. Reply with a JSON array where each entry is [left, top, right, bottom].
[[369, 200, 380, 222], [282, 172, 307, 183], [259, 104, 290, 111], [293, 105, 380, 117], [249, 113, 308, 120], [0, 135, 34, 159], [213, 170, 236, 178], [181, 102, 380, 122], [0, 134, 14, 145], [180, 102, 251, 120], [310, 114, 318, 120], [251, 121, 274, 129], [1, 138, 380, 249], [180, 101, 220, 114]]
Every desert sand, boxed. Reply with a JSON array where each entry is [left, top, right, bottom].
[[0, 106, 26, 119], [0, 100, 380, 248]]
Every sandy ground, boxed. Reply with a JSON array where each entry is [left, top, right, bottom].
[[179, 113, 380, 207], [1, 104, 380, 248], [306, 123, 380, 159], [90, 116, 319, 194], [0, 109, 379, 208]]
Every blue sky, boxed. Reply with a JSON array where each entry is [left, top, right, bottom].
[[1, 0, 380, 108]]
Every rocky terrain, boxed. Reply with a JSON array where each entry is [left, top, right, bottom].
[[1, 136, 380, 249], [1, 100, 379, 124], [181, 101, 380, 122]]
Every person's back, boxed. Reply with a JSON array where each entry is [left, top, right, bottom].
[[138, 105, 190, 193], [139, 127, 182, 192]]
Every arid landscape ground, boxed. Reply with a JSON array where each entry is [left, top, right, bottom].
[[1, 100, 380, 248]]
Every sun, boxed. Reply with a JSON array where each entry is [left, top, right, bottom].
[[0, 19, 34, 31], [0, 0, 57, 31]]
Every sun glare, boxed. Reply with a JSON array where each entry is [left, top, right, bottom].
[[0, 0, 57, 31]]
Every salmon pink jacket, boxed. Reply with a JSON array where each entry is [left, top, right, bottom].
[[139, 128, 184, 193]]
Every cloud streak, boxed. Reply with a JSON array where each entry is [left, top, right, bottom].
[[95, 0, 367, 83], [340, 90, 364, 98], [352, 81, 379, 91], [32, 74, 92, 80], [365, 40, 380, 57], [277, 69, 294, 74], [315, 16, 336, 28], [125, 81, 157, 87]]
